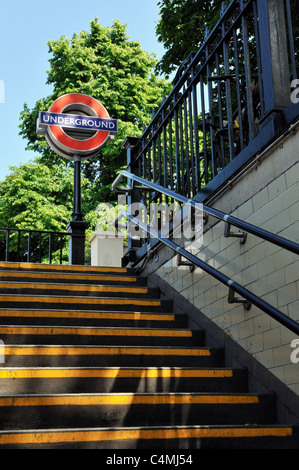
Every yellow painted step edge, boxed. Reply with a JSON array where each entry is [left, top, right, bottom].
[[0, 427, 293, 445], [4, 346, 212, 357], [0, 272, 137, 283], [0, 368, 233, 379], [0, 282, 148, 294], [0, 326, 191, 338], [0, 262, 127, 273], [0, 310, 175, 322], [0, 394, 260, 406], [0, 296, 161, 306]]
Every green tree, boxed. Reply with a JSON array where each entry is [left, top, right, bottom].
[[19, 19, 171, 206], [0, 158, 85, 262], [0, 158, 75, 232], [155, 0, 229, 76]]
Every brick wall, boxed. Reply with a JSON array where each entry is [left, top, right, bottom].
[[155, 119, 299, 396]]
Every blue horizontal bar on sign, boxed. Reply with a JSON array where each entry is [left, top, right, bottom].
[[38, 111, 118, 133]]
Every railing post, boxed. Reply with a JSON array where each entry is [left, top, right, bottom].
[[122, 137, 142, 266], [5, 230, 10, 262], [257, 0, 291, 124]]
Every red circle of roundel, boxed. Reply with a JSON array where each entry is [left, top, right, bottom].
[[48, 94, 110, 152]]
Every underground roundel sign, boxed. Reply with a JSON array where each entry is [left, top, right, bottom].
[[36, 93, 118, 160]]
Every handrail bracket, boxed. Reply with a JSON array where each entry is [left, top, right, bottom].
[[228, 287, 251, 310], [224, 222, 247, 244]]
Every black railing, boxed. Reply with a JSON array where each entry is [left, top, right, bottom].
[[113, 170, 299, 256], [125, 211, 299, 336], [0, 228, 69, 265], [113, 171, 299, 335], [125, 0, 298, 212]]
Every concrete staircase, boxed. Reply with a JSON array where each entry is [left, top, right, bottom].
[[0, 261, 297, 449]]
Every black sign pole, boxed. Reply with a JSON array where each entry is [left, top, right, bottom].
[[66, 155, 89, 265], [72, 156, 83, 222]]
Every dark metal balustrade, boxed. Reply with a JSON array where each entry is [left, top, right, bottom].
[[121, 0, 298, 264], [0, 228, 69, 265]]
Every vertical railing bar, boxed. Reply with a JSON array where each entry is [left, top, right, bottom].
[[17, 231, 21, 262], [142, 138, 146, 181], [157, 132, 163, 210], [152, 133, 157, 184], [183, 92, 191, 198], [174, 101, 181, 194], [49, 233, 53, 265], [233, 28, 245, 152], [191, 73, 200, 192], [207, 63, 216, 179], [59, 235, 63, 265], [223, 38, 235, 162], [169, 119, 174, 192], [285, 0, 297, 81], [242, 13, 256, 142], [27, 232, 31, 263], [157, 133, 162, 187], [5, 230, 10, 262], [200, 74, 209, 182], [162, 108, 167, 189], [141, 144, 148, 244], [188, 89, 196, 197], [147, 143, 151, 185], [38, 232, 42, 264], [252, 0, 265, 117], [215, 53, 225, 168], [179, 100, 185, 196]]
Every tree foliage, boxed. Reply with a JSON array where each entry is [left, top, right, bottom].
[[19, 19, 171, 206], [0, 158, 75, 232], [155, 0, 230, 76]]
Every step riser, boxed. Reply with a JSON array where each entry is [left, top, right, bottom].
[[0, 317, 187, 329], [0, 395, 276, 430], [0, 299, 172, 312], [0, 287, 160, 299], [0, 263, 134, 275], [0, 318, 188, 329], [0, 371, 248, 394], [0, 331, 203, 347], [0, 311, 188, 329], [0, 275, 147, 286], [2, 349, 225, 368]]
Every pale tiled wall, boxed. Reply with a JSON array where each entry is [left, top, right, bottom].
[[157, 122, 299, 395]]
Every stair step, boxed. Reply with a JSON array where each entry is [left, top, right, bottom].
[[3, 345, 225, 368], [0, 309, 188, 328], [0, 325, 203, 346], [0, 262, 133, 275], [0, 367, 248, 394], [0, 282, 159, 298], [0, 262, 289, 449], [0, 270, 147, 285], [0, 392, 276, 429], [0, 425, 297, 449], [0, 294, 171, 311]]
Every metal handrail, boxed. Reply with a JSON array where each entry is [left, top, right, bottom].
[[113, 170, 299, 256], [112, 170, 299, 335], [121, 210, 299, 336]]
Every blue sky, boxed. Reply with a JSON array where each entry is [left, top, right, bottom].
[[0, 0, 167, 181]]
